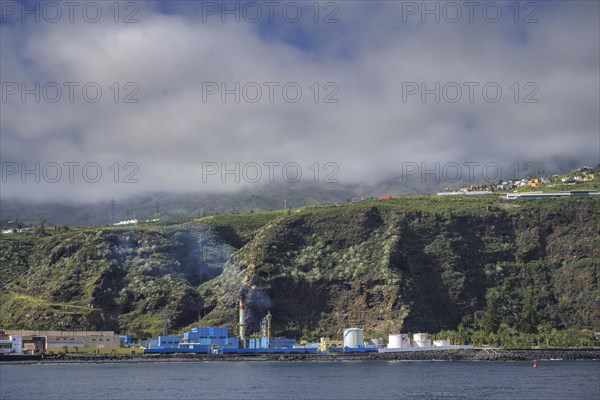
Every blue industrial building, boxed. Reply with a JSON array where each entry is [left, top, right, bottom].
[[248, 337, 296, 349], [144, 307, 299, 355], [145, 326, 238, 354], [157, 335, 181, 348], [182, 326, 239, 348], [184, 326, 228, 339]]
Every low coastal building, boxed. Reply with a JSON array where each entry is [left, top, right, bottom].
[[0, 330, 13, 354], [505, 190, 600, 199], [3, 330, 122, 353]]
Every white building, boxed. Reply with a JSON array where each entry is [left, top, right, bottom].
[[0, 334, 23, 354], [114, 219, 139, 226]]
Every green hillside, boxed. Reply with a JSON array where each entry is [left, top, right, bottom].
[[1, 196, 598, 347], [0, 223, 232, 338], [198, 196, 600, 341]]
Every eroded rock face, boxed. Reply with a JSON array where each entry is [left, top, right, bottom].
[[200, 198, 599, 338]]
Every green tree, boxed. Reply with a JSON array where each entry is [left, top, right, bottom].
[[537, 323, 555, 347], [35, 219, 46, 236], [576, 329, 595, 347], [519, 286, 539, 333], [483, 289, 501, 334]]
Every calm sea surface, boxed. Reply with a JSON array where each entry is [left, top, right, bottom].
[[1, 360, 598, 400]]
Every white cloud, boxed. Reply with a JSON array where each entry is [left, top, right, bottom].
[[1, 0, 598, 201]]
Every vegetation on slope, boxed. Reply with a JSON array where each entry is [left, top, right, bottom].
[[1, 195, 598, 345], [198, 210, 284, 248], [197, 196, 599, 342], [0, 223, 232, 338]]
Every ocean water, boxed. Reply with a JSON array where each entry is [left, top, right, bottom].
[[1, 360, 598, 400]]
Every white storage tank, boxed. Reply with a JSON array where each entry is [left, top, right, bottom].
[[413, 333, 431, 347], [433, 339, 451, 347], [388, 334, 402, 349], [343, 328, 364, 348], [388, 334, 411, 348]]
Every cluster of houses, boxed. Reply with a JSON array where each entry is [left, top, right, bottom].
[[495, 177, 551, 190], [112, 218, 161, 226], [1, 228, 34, 235], [461, 177, 554, 193], [113, 219, 139, 226], [449, 168, 597, 195]]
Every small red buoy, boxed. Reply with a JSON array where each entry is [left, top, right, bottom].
[[533, 359, 537, 368]]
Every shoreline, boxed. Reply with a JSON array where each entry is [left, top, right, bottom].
[[2, 349, 599, 364]]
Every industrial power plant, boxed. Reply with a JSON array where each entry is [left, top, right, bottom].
[[143, 294, 472, 355]]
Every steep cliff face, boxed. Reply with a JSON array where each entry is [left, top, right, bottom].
[[198, 197, 599, 339], [1, 196, 598, 339]]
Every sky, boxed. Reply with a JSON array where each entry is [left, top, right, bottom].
[[1, 0, 599, 202]]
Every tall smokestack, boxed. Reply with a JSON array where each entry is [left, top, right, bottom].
[[239, 294, 246, 348], [266, 311, 272, 339]]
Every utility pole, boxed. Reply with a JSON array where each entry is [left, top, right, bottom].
[[110, 199, 115, 224], [163, 308, 169, 336]]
